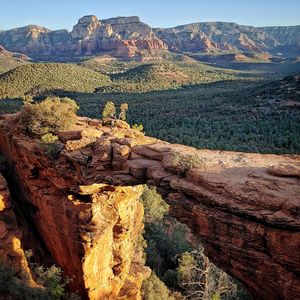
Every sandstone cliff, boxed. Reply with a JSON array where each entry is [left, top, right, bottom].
[[0, 45, 30, 61], [0, 16, 168, 60], [0, 172, 34, 286], [0, 115, 150, 299], [0, 16, 298, 60], [0, 113, 299, 299], [154, 22, 300, 54]]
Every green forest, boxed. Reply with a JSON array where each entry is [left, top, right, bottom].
[[0, 57, 299, 154], [139, 185, 252, 300]]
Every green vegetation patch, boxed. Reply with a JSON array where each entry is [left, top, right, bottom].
[[0, 63, 111, 99], [99, 61, 239, 93], [20, 96, 79, 135], [139, 185, 251, 300]]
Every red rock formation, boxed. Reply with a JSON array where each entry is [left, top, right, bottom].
[[0, 115, 150, 299], [0, 113, 299, 299], [0, 16, 168, 60], [0, 173, 34, 284], [0, 45, 31, 61]]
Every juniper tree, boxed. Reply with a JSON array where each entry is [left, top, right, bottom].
[[102, 101, 116, 119], [119, 103, 128, 121]]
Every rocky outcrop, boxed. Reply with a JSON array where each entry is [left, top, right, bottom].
[[0, 172, 34, 284], [0, 45, 31, 61], [0, 115, 150, 299], [155, 22, 300, 56], [0, 16, 168, 60], [262, 25, 300, 45], [0, 16, 298, 60], [0, 113, 299, 299]]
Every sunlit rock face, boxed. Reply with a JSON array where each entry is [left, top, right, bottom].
[[0, 115, 150, 299], [0, 16, 298, 60], [0, 173, 34, 285], [0, 15, 168, 60], [0, 113, 299, 299]]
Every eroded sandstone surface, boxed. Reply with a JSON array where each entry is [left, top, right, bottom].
[[0, 173, 34, 286], [0, 113, 299, 299], [0, 115, 150, 299], [0, 16, 299, 60], [0, 16, 168, 60]]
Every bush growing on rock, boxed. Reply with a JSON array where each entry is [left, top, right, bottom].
[[140, 185, 169, 224], [0, 262, 79, 300], [21, 94, 33, 103], [177, 248, 250, 300], [102, 101, 130, 124], [132, 123, 144, 132], [20, 96, 79, 135], [102, 101, 116, 119], [171, 152, 204, 175], [40, 133, 63, 159], [140, 186, 251, 300], [0, 263, 49, 299], [119, 103, 129, 121]]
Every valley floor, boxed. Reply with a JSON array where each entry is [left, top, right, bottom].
[[0, 57, 299, 154]]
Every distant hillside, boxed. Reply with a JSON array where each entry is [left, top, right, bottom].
[[0, 63, 111, 99], [0, 16, 298, 60], [97, 61, 239, 92], [0, 45, 30, 74], [0, 58, 241, 98], [155, 22, 300, 57], [254, 73, 300, 106]]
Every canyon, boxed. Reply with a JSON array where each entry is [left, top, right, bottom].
[[0, 113, 299, 299], [0, 15, 299, 60]]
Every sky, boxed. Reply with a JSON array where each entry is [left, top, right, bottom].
[[0, 0, 299, 31]]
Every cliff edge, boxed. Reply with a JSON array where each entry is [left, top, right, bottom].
[[0, 113, 299, 299]]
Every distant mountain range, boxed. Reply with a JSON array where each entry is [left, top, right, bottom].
[[0, 15, 299, 60]]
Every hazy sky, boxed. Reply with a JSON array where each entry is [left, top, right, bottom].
[[0, 0, 299, 30]]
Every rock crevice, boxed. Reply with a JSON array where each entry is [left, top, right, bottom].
[[0, 114, 299, 299]]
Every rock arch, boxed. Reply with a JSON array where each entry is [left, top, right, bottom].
[[0, 114, 299, 299]]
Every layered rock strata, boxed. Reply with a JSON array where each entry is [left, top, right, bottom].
[[0, 115, 150, 299], [0, 16, 299, 60], [0, 16, 168, 60], [0, 113, 299, 299], [0, 173, 34, 285]]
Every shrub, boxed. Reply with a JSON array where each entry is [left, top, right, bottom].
[[177, 248, 248, 300], [142, 272, 175, 300], [40, 133, 63, 159], [0, 263, 57, 300], [33, 265, 65, 300], [102, 101, 116, 119], [132, 123, 144, 131], [162, 269, 178, 288], [20, 97, 79, 135], [140, 185, 169, 224], [41, 133, 59, 144], [171, 152, 204, 175], [119, 103, 129, 121], [24, 250, 80, 300], [22, 95, 33, 103], [144, 222, 192, 274]]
